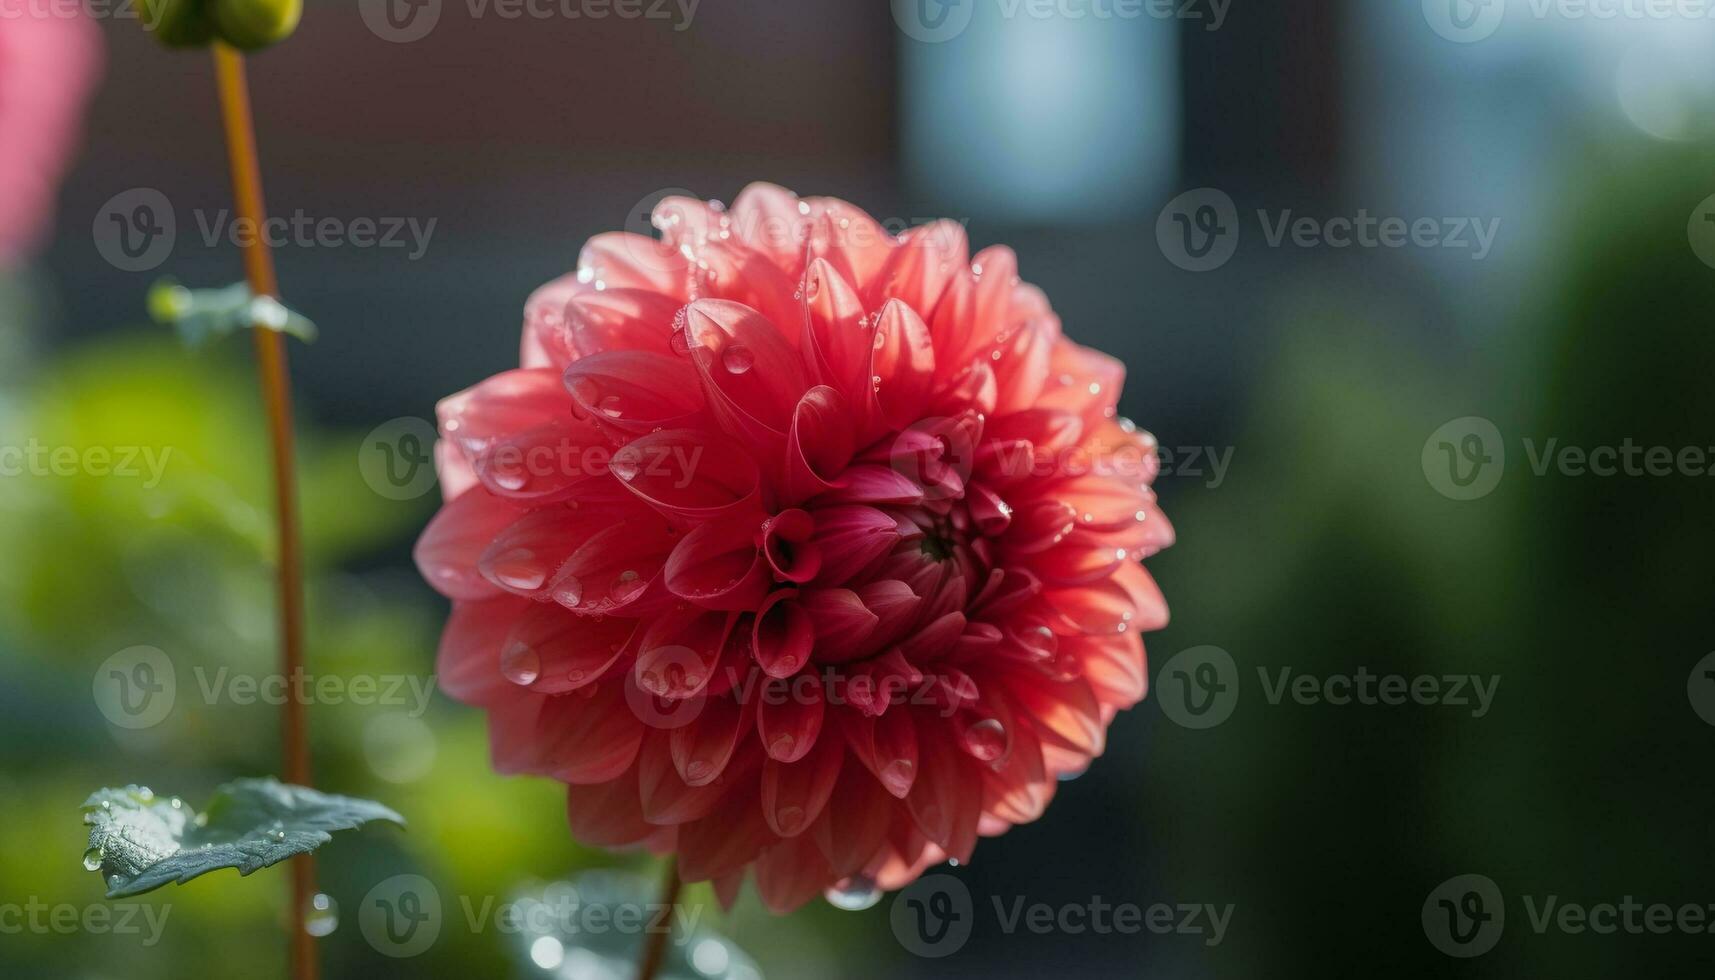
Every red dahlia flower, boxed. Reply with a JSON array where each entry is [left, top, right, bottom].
[[417, 184, 1172, 913]]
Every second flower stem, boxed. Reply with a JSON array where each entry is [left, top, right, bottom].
[[211, 42, 317, 980]]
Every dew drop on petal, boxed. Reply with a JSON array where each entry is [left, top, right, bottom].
[[721, 345, 755, 375], [551, 574, 584, 608], [82, 846, 104, 872], [962, 718, 1008, 761], [500, 642, 541, 686], [880, 759, 914, 794], [775, 805, 806, 834], [825, 874, 882, 911], [610, 569, 644, 603], [611, 454, 642, 482]]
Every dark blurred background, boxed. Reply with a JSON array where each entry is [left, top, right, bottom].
[[2, 0, 1713, 976]]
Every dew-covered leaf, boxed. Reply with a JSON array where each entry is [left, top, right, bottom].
[[81, 779, 403, 898]]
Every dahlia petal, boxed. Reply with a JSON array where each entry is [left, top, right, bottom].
[[670, 693, 752, 787], [804, 197, 894, 291], [1077, 632, 1148, 709], [711, 871, 744, 911], [414, 487, 525, 600], [1005, 499, 1079, 554], [814, 464, 926, 507], [752, 591, 814, 679], [808, 505, 900, 586], [796, 588, 879, 662], [855, 579, 921, 650], [565, 767, 658, 847], [611, 428, 762, 522], [549, 515, 677, 617], [522, 271, 585, 369], [800, 258, 876, 413], [635, 609, 735, 701], [965, 483, 1012, 536], [1037, 339, 1124, 428], [760, 729, 843, 837], [1043, 474, 1155, 530], [1042, 561, 1168, 636], [501, 602, 635, 695], [759, 509, 822, 583], [477, 506, 601, 598], [844, 703, 919, 798], [566, 287, 685, 358], [899, 611, 967, 662], [638, 729, 733, 825], [664, 516, 771, 611], [754, 833, 835, 914], [435, 439, 478, 502], [677, 773, 774, 882], [577, 231, 690, 295], [437, 596, 532, 705], [782, 386, 856, 504], [563, 350, 706, 436], [867, 298, 936, 430], [1032, 541, 1126, 587], [811, 767, 896, 877], [534, 683, 645, 784], [728, 182, 812, 271], [868, 219, 967, 314], [757, 674, 825, 763], [682, 299, 808, 454], [990, 315, 1059, 416], [980, 719, 1051, 824], [997, 667, 1104, 757], [905, 717, 983, 857]]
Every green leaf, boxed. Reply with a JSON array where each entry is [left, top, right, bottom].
[[148, 278, 318, 346], [81, 779, 403, 898]]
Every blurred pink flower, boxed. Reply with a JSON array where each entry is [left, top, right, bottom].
[[0, 11, 101, 267], [418, 184, 1173, 912]]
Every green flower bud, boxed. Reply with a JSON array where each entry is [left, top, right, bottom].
[[212, 0, 303, 51], [139, 0, 216, 48]]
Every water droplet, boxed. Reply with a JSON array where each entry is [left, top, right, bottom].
[[500, 642, 541, 686], [304, 893, 339, 937], [776, 805, 806, 833], [552, 573, 584, 608], [768, 733, 796, 759], [598, 395, 624, 418], [610, 569, 644, 602], [82, 846, 104, 872], [487, 549, 545, 592], [825, 874, 882, 911], [611, 453, 642, 482], [962, 719, 1008, 762], [685, 760, 712, 783], [880, 759, 914, 794], [721, 345, 755, 374]]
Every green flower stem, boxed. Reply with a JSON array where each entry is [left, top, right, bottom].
[[210, 42, 317, 980]]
